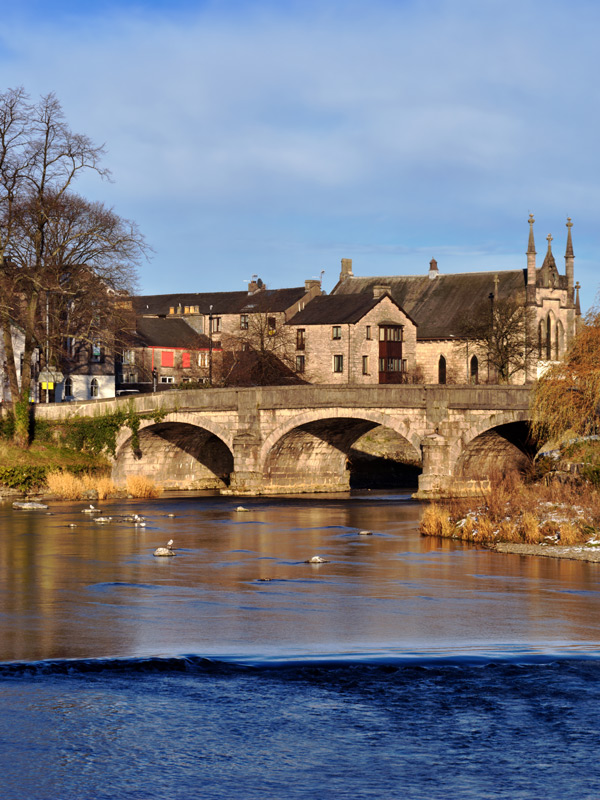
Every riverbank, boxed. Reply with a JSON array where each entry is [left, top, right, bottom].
[[420, 472, 600, 562], [492, 542, 600, 562]]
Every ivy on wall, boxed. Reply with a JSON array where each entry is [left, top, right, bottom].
[[37, 403, 168, 457]]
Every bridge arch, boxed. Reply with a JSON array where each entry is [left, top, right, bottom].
[[260, 410, 423, 493], [452, 411, 535, 480], [113, 413, 234, 490]]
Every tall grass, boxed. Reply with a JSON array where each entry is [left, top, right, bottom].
[[419, 472, 600, 547], [46, 470, 161, 500], [125, 475, 162, 499]]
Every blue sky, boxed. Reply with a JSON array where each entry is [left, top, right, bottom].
[[1, 0, 598, 310]]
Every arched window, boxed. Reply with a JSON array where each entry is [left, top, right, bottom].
[[555, 320, 563, 360], [470, 355, 479, 384], [64, 376, 72, 398], [438, 355, 446, 385], [90, 378, 99, 398], [538, 321, 544, 359], [546, 316, 552, 360]]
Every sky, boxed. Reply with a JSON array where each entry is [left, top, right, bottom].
[[0, 0, 598, 311]]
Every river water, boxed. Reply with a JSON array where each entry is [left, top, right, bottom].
[[2, 491, 600, 799]]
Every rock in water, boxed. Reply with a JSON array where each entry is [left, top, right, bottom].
[[153, 546, 175, 557]]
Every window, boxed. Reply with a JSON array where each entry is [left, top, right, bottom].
[[366, 326, 372, 340], [470, 355, 479, 384], [296, 328, 305, 350], [181, 352, 191, 368], [64, 376, 73, 398], [184, 306, 190, 315], [379, 326, 403, 341], [268, 317, 276, 335], [199, 352, 209, 367], [161, 350, 174, 367], [332, 326, 342, 340], [362, 355, 369, 375], [160, 376, 175, 384], [333, 354, 344, 373], [296, 355, 305, 373], [169, 307, 175, 315], [210, 317, 222, 333], [123, 350, 135, 365], [90, 378, 99, 398], [123, 371, 136, 384], [438, 355, 447, 385], [240, 314, 249, 330]]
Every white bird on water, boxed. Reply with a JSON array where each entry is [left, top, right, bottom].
[[306, 555, 328, 563], [82, 504, 100, 514]]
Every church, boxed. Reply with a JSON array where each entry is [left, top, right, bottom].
[[324, 216, 581, 384]]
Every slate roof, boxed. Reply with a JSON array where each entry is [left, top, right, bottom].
[[332, 270, 528, 339], [287, 293, 412, 326], [134, 317, 212, 349], [133, 287, 309, 317]]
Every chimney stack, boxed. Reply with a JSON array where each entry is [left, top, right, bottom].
[[340, 258, 353, 281]]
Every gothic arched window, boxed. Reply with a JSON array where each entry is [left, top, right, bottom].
[[90, 378, 99, 398], [438, 355, 446, 385], [470, 355, 479, 384]]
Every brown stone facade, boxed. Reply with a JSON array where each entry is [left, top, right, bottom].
[[287, 295, 417, 385]]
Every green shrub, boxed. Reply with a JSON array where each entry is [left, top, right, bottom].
[[0, 466, 47, 491]]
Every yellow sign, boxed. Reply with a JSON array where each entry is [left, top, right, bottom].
[[41, 382, 54, 390]]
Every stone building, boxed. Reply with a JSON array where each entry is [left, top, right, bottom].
[[131, 279, 322, 385], [116, 316, 218, 392], [286, 291, 418, 384], [331, 217, 581, 384]]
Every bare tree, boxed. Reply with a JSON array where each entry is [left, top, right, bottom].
[[458, 295, 537, 383], [0, 88, 146, 444], [221, 314, 305, 386]]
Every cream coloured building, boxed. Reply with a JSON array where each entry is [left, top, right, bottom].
[[330, 216, 581, 384]]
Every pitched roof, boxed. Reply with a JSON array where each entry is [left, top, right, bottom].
[[133, 287, 309, 317], [134, 317, 212, 349], [333, 271, 527, 338], [286, 293, 407, 325]]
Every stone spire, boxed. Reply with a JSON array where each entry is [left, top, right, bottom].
[[428, 258, 439, 280], [526, 213, 536, 301], [540, 232, 558, 288], [565, 217, 575, 297]]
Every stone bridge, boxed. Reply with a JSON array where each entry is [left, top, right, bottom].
[[35, 384, 534, 498]]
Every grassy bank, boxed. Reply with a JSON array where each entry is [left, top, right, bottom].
[[0, 439, 161, 499], [420, 472, 600, 548]]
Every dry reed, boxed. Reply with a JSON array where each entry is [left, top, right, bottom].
[[125, 474, 162, 499], [419, 504, 455, 538], [46, 471, 84, 500]]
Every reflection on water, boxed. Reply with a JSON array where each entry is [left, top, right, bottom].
[[2, 490, 600, 663]]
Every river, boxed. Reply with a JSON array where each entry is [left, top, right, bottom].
[[2, 491, 600, 799]]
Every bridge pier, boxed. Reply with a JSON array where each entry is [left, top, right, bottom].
[[224, 431, 264, 495], [415, 431, 490, 500]]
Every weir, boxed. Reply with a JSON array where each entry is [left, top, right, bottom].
[[35, 384, 533, 498]]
